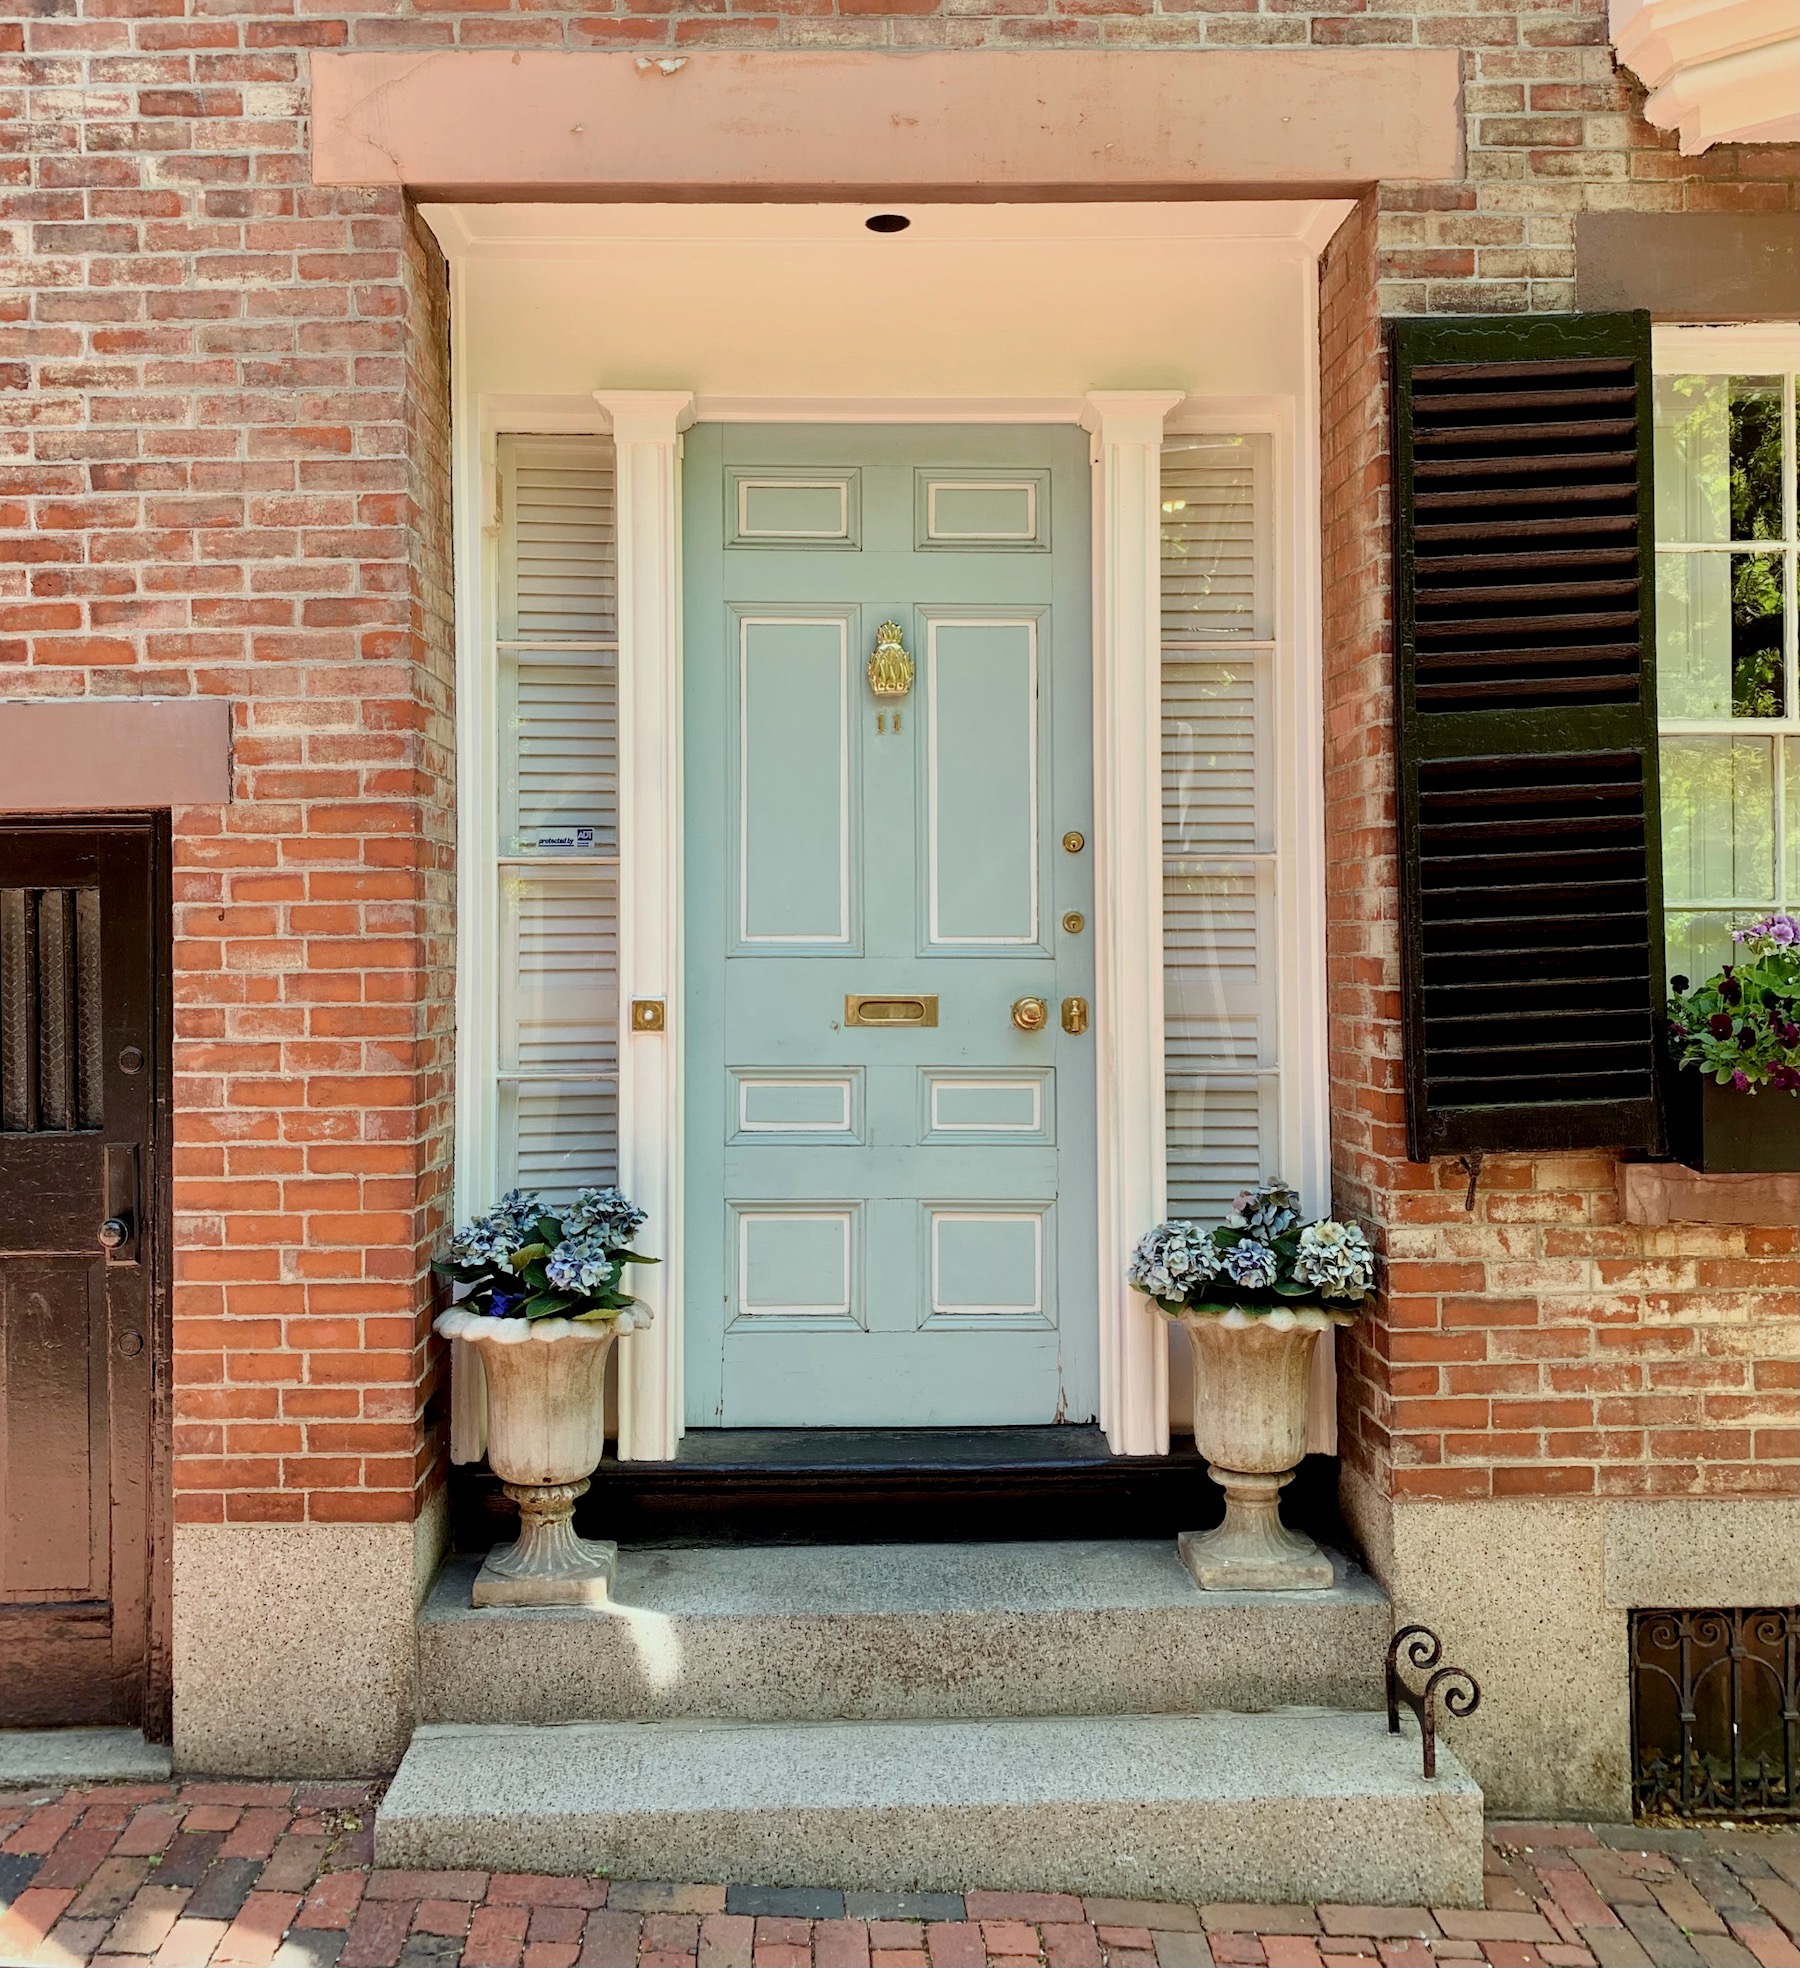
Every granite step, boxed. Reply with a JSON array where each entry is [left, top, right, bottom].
[[376, 1709, 1486, 1906], [418, 1539, 1392, 1726]]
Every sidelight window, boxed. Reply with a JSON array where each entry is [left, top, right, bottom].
[[469, 435, 621, 1205], [1160, 434, 1281, 1215]]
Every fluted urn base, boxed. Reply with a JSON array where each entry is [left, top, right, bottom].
[[472, 1478, 618, 1608], [1178, 1469, 1334, 1592]]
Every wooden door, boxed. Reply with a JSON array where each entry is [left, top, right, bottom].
[[682, 425, 1098, 1428], [0, 819, 164, 1729]]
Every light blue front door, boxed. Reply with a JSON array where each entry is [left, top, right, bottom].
[[682, 425, 1097, 1428]]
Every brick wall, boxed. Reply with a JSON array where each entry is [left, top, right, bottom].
[[3, 0, 1795, 1525], [1319, 192, 1800, 1510], [2, 124, 457, 1523]]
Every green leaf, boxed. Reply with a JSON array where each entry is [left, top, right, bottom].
[[617, 1250, 659, 1265]]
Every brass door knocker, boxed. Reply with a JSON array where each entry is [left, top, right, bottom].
[[868, 621, 913, 734]]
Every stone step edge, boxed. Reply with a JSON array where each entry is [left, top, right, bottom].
[[375, 1710, 1486, 1909]]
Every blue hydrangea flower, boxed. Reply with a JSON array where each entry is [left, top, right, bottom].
[[1293, 1219, 1375, 1301], [545, 1226, 622, 1296], [1225, 1181, 1302, 1242], [563, 1186, 647, 1250], [1127, 1220, 1221, 1302], [446, 1189, 544, 1267], [1220, 1238, 1279, 1291]]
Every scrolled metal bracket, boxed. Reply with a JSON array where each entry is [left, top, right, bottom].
[[1386, 1623, 1481, 1779]]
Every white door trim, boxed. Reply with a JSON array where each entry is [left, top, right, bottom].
[[1082, 391, 1185, 1456], [595, 389, 695, 1461]]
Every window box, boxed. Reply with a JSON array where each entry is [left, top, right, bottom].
[[1665, 1067, 1800, 1174]]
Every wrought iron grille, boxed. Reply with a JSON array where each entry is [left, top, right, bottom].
[[1631, 1608, 1799, 1820]]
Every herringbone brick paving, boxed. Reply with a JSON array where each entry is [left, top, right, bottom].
[[1, 1784, 1795, 1968]]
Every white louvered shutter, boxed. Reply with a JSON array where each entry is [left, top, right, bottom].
[[1160, 437, 1279, 1221], [494, 436, 621, 1200]]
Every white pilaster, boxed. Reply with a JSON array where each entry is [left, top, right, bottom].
[[595, 389, 695, 1461], [1082, 390, 1185, 1457]]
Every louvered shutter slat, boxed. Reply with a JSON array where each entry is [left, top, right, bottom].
[[1392, 312, 1665, 1161]]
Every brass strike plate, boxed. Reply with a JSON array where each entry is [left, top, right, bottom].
[[630, 999, 667, 1033], [846, 994, 938, 1028]]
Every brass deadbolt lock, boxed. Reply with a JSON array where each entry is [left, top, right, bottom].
[[1062, 831, 1086, 854]]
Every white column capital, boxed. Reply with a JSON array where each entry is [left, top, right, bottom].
[[1081, 389, 1186, 450], [593, 389, 696, 444]]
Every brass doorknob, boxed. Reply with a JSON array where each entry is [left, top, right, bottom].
[[1011, 996, 1049, 1033], [1061, 996, 1089, 1035]]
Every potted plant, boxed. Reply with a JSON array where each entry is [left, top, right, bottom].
[[434, 1186, 655, 1606], [1129, 1181, 1374, 1592], [1665, 913, 1800, 1175]]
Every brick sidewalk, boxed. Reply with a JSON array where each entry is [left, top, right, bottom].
[[2, 1784, 1797, 1968]]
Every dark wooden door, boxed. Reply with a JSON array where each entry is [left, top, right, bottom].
[[0, 819, 165, 1729]]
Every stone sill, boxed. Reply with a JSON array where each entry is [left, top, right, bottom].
[[1618, 1161, 1800, 1226]]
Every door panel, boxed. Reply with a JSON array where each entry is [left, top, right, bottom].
[[0, 822, 161, 1727], [684, 425, 1097, 1428]]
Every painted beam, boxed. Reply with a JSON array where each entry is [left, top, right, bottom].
[[311, 50, 1463, 198]]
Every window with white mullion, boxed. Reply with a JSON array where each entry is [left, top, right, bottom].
[[489, 434, 623, 1202], [1652, 340, 1800, 984], [1160, 433, 1279, 1222]]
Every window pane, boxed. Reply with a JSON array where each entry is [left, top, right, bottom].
[[1787, 737, 1799, 901], [1729, 378, 1783, 542], [500, 869, 619, 1077], [1656, 551, 1785, 717], [1660, 733, 1775, 904], [1656, 375, 1729, 544], [1654, 375, 1783, 544], [1161, 438, 1260, 640], [502, 1081, 618, 1202], [1165, 1078, 1277, 1221], [1729, 551, 1785, 716], [1665, 909, 1748, 994]]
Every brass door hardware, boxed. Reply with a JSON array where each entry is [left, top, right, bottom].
[[1062, 831, 1086, 854], [630, 999, 667, 1032], [1062, 911, 1085, 934], [1061, 996, 1089, 1036], [1011, 996, 1049, 1033], [847, 994, 938, 1028]]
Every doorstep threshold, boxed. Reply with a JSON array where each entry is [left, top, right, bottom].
[[670, 1425, 1116, 1471]]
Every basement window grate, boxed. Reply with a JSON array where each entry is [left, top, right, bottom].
[[0, 885, 104, 1134], [1631, 1608, 1800, 1820]]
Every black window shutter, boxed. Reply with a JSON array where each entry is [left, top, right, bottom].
[[1391, 311, 1665, 1163]]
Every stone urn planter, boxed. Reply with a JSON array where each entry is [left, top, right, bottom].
[[437, 1309, 621, 1607], [433, 1184, 655, 1610], [1128, 1186, 1374, 1595], [1176, 1306, 1354, 1592]]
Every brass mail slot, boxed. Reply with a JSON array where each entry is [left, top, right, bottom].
[[846, 994, 938, 1028]]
